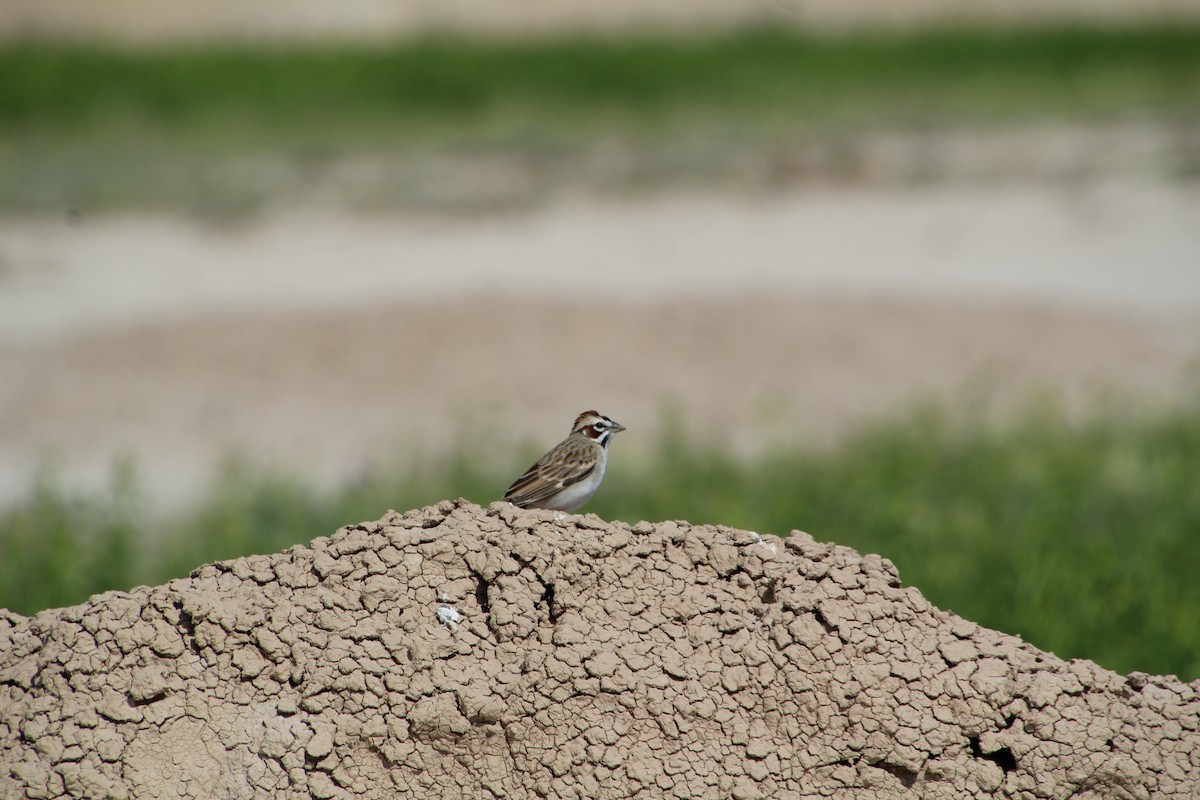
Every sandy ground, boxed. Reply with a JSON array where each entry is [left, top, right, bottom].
[[5, 502, 1198, 798], [2, 179, 1199, 508], [4, 0, 1199, 43]]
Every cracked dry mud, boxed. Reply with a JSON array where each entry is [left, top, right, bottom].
[[2, 501, 1198, 798]]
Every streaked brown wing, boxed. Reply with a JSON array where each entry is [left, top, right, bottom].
[[503, 439, 598, 508]]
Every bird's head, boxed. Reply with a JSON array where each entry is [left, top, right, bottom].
[[572, 410, 626, 447]]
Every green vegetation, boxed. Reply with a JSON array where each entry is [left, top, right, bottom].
[[4, 27, 1199, 135], [1, 26, 1198, 212], [3, 397, 1199, 680], [2, 24, 1199, 677]]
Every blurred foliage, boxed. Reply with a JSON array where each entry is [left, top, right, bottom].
[[0, 26, 1198, 213], [2, 397, 1199, 681], [3, 27, 1198, 135]]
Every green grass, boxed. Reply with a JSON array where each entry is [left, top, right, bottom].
[[1, 26, 1198, 212], [3, 397, 1199, 680], [3, 28, 1198, 135]]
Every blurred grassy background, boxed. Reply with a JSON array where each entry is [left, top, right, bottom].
[[2, 27, 1199, 213], [2, 22, 1200, 685], [3, 396, 1199, 680]]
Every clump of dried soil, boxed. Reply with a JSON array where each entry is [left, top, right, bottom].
[[1, 500, 1197, 798]]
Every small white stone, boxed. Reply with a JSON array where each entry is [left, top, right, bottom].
[[436, 604, 463, 631], [750, 532, 778, 553]]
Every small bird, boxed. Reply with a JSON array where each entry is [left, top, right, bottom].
[[503, 410, 626, 512]]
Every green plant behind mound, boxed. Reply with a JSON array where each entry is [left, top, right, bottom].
[[2, 398, 1199, 680], [1, 26, 1198, 213], [4, 28, 1198, 136]]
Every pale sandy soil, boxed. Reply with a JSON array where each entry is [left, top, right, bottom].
[[2, 180, 1199, 508], [3, 0, 1198, 43], [5, 503, 1197, 798]]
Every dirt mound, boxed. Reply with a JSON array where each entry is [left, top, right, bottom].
[[1, 500, 1197, 798]]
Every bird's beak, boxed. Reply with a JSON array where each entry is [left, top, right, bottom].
[[611, 421, 627, 433]]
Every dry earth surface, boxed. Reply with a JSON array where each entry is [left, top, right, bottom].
[[3, 0, 1199, 43], [2, 501, 1198, 798], [2, 181, 1199, 508]]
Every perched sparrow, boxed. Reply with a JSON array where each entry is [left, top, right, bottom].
[[503, 410, 626, 512]]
